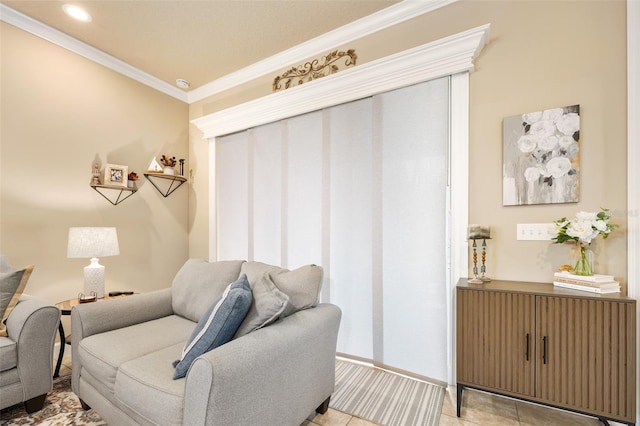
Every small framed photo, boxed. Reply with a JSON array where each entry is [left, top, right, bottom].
[[104, 164, 128, 187]]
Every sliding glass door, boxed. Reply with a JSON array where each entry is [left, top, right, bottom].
[[216, 76, 450, 382]]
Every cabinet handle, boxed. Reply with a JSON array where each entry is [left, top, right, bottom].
[[542, 336, 548, 365], [525, 333, 530, 361]]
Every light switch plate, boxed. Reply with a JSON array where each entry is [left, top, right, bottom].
[[517, 223, 556, 241]]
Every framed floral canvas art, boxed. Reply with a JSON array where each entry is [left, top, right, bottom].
[[502, 104, 580, 206]]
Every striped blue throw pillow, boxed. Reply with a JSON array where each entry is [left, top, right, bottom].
[[172, 274, 252, 379]]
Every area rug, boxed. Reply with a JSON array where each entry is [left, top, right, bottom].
[[1, 361, 444, 426], [0, 375, 105, 426], [330, 359, 445, 426]]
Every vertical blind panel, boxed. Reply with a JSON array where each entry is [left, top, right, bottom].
[[251, 122, 283, 265], [329, 98, 375, 359], [215, 78, 451, 381], [380, 78, 449, 381], [286, 111, 324, 269], [216, 132, 250, 261]]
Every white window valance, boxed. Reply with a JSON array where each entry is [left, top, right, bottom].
[[191, 24, 490, 139]]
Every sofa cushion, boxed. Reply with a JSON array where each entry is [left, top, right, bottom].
[[116, 343, 186, 426], [0, 265, 33, 337], [240, 262, 323, 317], [78, 315, 195, 392], [0, 337, 16, 372], [0, 256, 12, 273], [172, 259, 245, 323], [233, 273, 289, 339], [270, 264, 323, 317], [240, 261, 283, 285], [173, 274, 252, 379]]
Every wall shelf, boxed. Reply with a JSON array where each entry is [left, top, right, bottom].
[[91, 183, 137, 205], [144, 173, 186, 197]]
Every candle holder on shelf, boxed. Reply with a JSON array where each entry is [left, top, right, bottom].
[[467, 225, 491, 284]]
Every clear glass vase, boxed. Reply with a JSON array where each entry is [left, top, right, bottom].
[[573, 245, 594, 276]]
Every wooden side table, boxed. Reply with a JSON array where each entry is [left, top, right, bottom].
[[54, 293, 134, 378]]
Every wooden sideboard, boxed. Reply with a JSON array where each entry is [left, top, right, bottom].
[[456, 279, 636, 425]]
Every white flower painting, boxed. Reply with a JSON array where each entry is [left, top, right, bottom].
[[503, 104, 580, 206]]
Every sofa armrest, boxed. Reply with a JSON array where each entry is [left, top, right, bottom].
[[71, 288, 173, 393], [6, 296, 60, 400], [183, 303, 341, 426], [71, 288, 173, 338]]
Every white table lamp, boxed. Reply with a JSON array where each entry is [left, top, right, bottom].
[[67, 227, 119, 298]]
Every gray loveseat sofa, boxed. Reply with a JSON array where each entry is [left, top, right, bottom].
[[71, 259, 342, 426]]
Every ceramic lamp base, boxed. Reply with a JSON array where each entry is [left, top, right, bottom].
[[84, 258, 105, 298]]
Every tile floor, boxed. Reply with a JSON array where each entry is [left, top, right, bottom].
[[56, 351, 606, 426], [438, 386, 603, 426], [307, 384, 606, 426]]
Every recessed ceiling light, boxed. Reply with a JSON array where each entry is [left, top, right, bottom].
[[176, 79, 190, 89], [62, 4, 92, 22]]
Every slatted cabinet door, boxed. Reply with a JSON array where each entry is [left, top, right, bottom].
[[536, 296, 637, 424], [457, 281, 636, 424], [457, 288, 535, 397]]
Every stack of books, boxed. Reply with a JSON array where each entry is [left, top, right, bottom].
[[553, 271, 620, 294]]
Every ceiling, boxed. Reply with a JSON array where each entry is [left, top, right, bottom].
[[2, 0, 399, 94]]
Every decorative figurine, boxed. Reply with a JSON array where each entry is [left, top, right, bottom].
[[147, 157, 163, 173], [91, 162, 101, 185]]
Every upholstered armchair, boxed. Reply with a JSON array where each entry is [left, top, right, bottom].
[[0, 292, 61, 412]]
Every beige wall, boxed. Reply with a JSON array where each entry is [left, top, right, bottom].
[[188, 1, 628, 288], [1, 1, 626, 301], [1, 22, 190, 304]]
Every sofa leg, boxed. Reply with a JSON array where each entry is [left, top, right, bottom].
[[316, 396, 331, 414], [80, 399, 92, 410], [24, 394, 47, 414]]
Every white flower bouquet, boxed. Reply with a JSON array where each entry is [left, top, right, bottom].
[[552, 208, 617, 275]]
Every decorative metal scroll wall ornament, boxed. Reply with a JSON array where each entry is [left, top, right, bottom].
[[273, 49, 357, 92]]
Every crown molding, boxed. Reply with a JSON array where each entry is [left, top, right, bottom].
[[192, 23, 490, 139], [0, 3, 189, 102], [1, 0, 456, 105], [187, 0, 458, 103]]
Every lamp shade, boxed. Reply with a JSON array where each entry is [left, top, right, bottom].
[[67, 227, 120, 258]]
